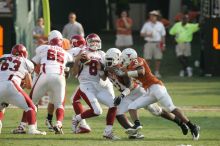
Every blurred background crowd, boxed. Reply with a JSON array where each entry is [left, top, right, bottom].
[[0, 0, 220, 77]]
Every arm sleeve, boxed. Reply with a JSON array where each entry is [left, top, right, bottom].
[[140, 23, 146, 34], [190, 23, 199, 33], [169, 23, 177, 35]]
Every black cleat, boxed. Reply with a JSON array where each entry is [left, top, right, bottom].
[[180, 123, 188, 135], [190, 124, 200, 140]]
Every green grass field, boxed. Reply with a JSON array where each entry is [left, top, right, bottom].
[[1, 77, 220, 146]]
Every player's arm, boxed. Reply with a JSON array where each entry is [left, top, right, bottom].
[[72, 53, 82, 77], [125, 66, 145, 78], [22, 73, 33, 89]]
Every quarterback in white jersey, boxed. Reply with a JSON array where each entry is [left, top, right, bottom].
[[71, 33, 119, 140], [31, 30, 73, 134], [0, 44, 46, 135]]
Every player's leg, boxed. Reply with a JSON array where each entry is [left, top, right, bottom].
[[146, 103, 188, 135], [72, 84, 102, 133], [97, 87, 119, 140], [9, 81, 46, 135], [45, 102, 54, 132], [72, 87, 91, 134], [126, 87, 148, 131], [0, 108, 5, 134], [152, 84, 200, 140], [49, 75, 66, 134]]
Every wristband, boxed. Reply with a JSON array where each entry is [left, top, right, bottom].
[[127, 70, 138, 77], [121, 88, 131, 97]]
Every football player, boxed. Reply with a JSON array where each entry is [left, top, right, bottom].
[[0, 44, 46, 135], [68, 34, 91, 134], [119, 48, 200, 140], [71, 33, 119, 140]]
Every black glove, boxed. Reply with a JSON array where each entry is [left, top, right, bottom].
[[114, 94, 124, 106], [1, 102, 9, 108]]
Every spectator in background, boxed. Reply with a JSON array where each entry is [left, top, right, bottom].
[[169, 15, 199, 77], [175, 5, 199, 22], [140, 10, 166, 78], [62, 12, 84, 40], [115, 10, 133, 50], [157, 10, 170, 28], [32, 17, 46, 57]]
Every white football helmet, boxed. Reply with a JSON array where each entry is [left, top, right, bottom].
[[121, 48, 137, 67], [86, 33, 101, 51], [48, 30, 63, 42], [105, 48, 122, 67]]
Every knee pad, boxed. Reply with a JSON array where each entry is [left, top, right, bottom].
[[90, 99, 102, 115], [145, 103, 162, 116]]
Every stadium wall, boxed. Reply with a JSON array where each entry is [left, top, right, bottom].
[[14, 0, 42, 57]]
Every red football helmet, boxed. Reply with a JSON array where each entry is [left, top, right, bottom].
[[86, 33, 101, 51], [48, 30, 63, 47], [70, 34, 86, 48], [11, 44, 28, 58]]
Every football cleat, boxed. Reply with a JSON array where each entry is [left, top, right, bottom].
[[180, 123, 189, 135], [103, 130, 120, 140], [45, 119, 54, 132], [186, 67, 193, 77], [12, 125, 26, 134], [53, 125, 64, 134], [190, 124, 200, 140], [125, 125, 142, 135], [75, 124, 91, 134], [128, 133, 145, 139], [72, 116, 80, 133], [28, 129, 46, 135], [0, 120, 2, 134]]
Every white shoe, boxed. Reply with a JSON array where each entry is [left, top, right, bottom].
[[12, 125, 26, 134], [128, 133, 145, 139], [0, 120, 2, 134], [154, 71, 162, 78], [72, 116, 80, 133], [103, 130, 120, 140], [186, 67, 193, 77], [125, 125, 142, 135], [75, 124, 91, 134], [45, 119, 54, 132], [179, 70, 185, 77], [28, 129, 46, 135]]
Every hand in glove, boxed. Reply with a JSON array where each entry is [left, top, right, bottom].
[[114, 94, 125, 106]]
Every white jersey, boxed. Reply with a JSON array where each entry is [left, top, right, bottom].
[[0, 54, 34, 85], [32, 45, 73, 75], [79, 49, 105, 84]]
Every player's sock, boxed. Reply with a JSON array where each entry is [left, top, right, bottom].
[[106, 107, 117, 125], [56, 108, 64, 122], [81, 109, 98, 119], [0, 111, 4, 120], [134, 120, 141, 126], [173, 116, 182, 126], [73, 101, 84, 114], [26, 110, 36, 125], [47, 114, 53, 121], [104, 125, 113, 132], [186, 121, 195, 129], [21, 111, 28, 123]]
